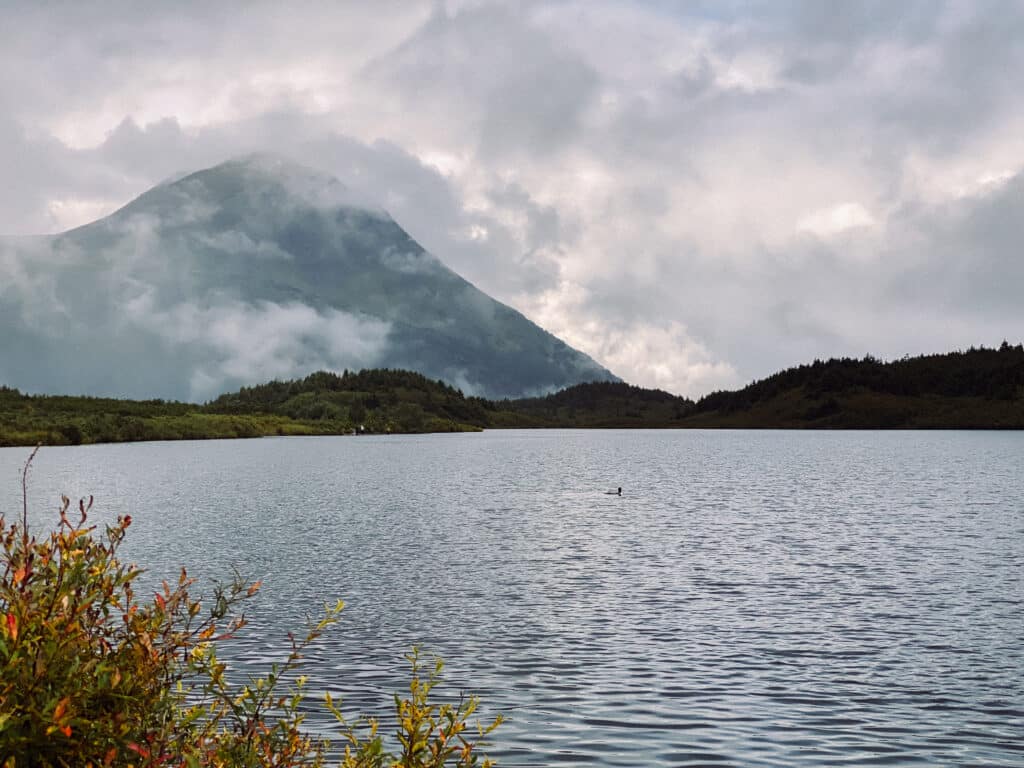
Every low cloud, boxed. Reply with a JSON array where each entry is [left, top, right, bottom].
[[125, 294, 391, 400], [193, 230, 292, 261], [0, 225, 392, 400]]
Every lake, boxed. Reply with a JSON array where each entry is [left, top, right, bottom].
[[3, 430, 1022, 766]]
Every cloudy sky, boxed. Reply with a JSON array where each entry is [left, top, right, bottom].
[[3, 0, 1023, 397]]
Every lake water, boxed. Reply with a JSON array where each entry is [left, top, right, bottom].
[[3, 430, 1022, 766]]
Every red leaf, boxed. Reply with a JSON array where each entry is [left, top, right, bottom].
[[127, 743, 150, 758]]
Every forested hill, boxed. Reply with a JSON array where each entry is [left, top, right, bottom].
[[493, 382, 694, 427], [685, 343, 1024, 428], [205, 369, 493, 430], [1, 345, 1022, 445], [0, 370, 495, 446]]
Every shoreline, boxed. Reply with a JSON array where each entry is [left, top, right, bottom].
[[3, 421, 1022, 449]]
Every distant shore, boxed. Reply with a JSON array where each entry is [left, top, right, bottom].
[[3, 344, 1022, 446], [2, 405, 1020, 449]]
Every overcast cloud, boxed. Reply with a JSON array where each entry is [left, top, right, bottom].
[[2, 0, 1022, 396]]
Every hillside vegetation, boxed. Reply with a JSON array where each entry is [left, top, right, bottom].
[[0, 370, 486, 447], [493, 381, 694, 427], [1, 344, 1021, 445], [686, 343, 1024, 428], [0, 388, 331, 447]]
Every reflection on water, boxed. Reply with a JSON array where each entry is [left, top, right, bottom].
[[3, 430, 1022, 766]]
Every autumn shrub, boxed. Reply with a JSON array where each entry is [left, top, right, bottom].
[[1, 449, 501, 767]]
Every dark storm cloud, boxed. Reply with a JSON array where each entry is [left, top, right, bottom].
[[891, 172, 1024, 313]]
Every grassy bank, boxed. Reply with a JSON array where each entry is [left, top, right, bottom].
[[0, 374, 483, 447], [0, 410, 327, 447]]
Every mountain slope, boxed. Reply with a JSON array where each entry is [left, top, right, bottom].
[[0, 154, 617, 400]]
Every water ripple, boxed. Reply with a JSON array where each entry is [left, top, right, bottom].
[[3, 429, 1022, 766]]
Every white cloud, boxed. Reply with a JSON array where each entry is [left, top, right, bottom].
[[954, 169, 1017, 199], [591, 321, 740, 398], [46, 197, 119, 232], [797, 203, 876, 238]]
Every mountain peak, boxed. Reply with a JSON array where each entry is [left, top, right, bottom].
[[167, 152, 386, 215], [219, 151, 329, 179]]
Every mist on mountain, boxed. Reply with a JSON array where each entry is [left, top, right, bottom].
[[0, 154, 618, 400]]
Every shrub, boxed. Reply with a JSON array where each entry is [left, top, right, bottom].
[[1, 448, 501, 767]]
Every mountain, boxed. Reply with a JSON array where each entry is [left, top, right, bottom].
[[0, 154, 617, 400]]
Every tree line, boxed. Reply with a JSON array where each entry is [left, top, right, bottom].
[[2, 342, 1022, 444]]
